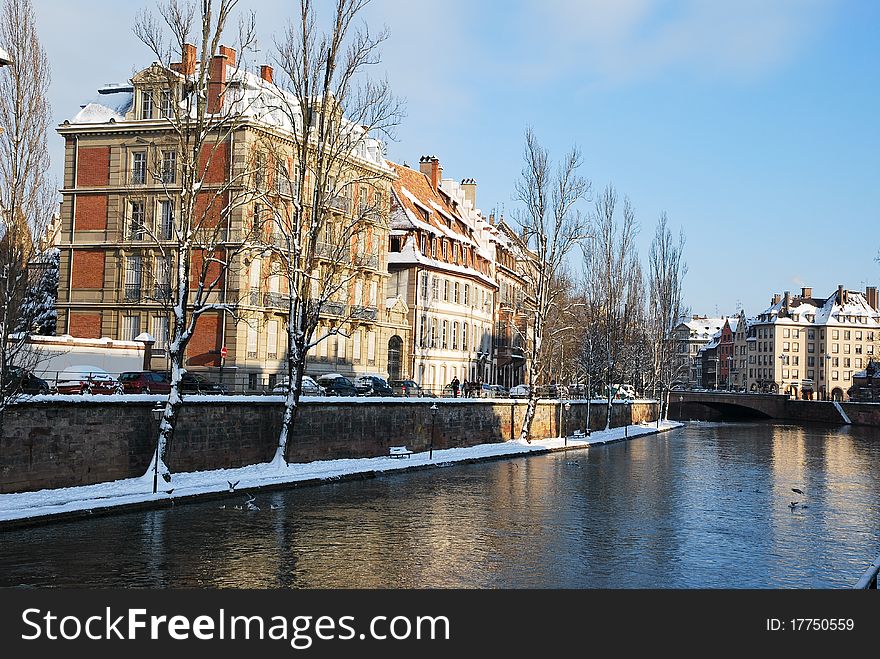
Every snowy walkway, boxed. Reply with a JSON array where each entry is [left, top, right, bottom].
[[0, 421, 682, 526]]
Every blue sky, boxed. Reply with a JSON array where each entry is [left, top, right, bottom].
[[35, 0, 879, 316]]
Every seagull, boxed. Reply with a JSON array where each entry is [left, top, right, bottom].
[[270, 504, 281, 511], [792, 488, 805, 495], [165, 489, 174, 495], [566, 460, 580, 467], [228, 480, 240, 493], [789, 501, 799, 510], [218, 504, 226, 510], [245, 494, 260, 511]]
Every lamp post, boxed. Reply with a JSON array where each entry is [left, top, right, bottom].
[[429, 402, 438, 460], [624, 398, 632, 439], [727, 356, 733, 391], [151, 403, 164, 494]]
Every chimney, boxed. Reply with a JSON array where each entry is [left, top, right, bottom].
[[783, 291, 791, 314], [837, 284, 845, 305], [219, 45, 236, 68], [171, 43, 197, 76], [207, 45, 234, 113], [801, 287, 812, 299], [260, 65, 273, 84], [461, 178, 477, 208], [867, 286, 878, 310], [771, 293, 781, 306], [419, 155, 441, 190]]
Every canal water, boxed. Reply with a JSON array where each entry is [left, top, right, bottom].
[[2, 421, 879, 588]]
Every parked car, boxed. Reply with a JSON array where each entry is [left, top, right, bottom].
[[389, 379, 435, 397], [179, 372, 229, 395], [315, 373, 358, 397], [55, 365, 122, 395], [2, 366, 49, 395], [355, 375, 395, 397], [119, 371, 172, 394], [489, 384, 509, 398], [270, 375, 324, 396], [607, 383, 637, 399], [509, 384, 531, 399]]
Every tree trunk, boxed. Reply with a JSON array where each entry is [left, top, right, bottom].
[[519, 394, 538, 443]]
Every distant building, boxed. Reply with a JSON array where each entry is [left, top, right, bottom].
[[673, 315, 729, 385], [747, 285, 880, 400]]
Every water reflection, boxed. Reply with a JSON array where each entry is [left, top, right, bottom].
[[2, 421, 879, 588]]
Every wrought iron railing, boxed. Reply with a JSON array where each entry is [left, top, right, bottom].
[[351, 305, 378, 321]]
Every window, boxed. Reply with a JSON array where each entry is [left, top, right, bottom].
[[128, 201, 145, 240], [122, 315, 140, 341], [430, 318, 437, 348], [431, 238, 436, 259], [141, 90, 153, 120], [160, 89, 173, 118], [454, 282, 460, 304], [783, 342, 790, 351], [267, 320, 279, 359], [420, 234, 426, 254], [808, 356, 815, 367], [808, 329, 815, 340], [856, 358, 863, 368], [832, 344, 839, 353], [832, 330, 839, 340], [161, 151, 176, 184], [844, 358, 851, 368], [159, 200, 174, 240], [464, 284, 470, 306], [452, 322, 458, 350], [845, 371, 852, 381], [441, 320, 448, 349], [856, 331, 863, 340], [832, 357, 839, 367], [453, 243, 460, 264], [431, 277, 438, 301], [152, 316, 169, 349], [420, 273, 429, 302], [442, 241, 448, 261], [793, 342, 799, 352], [337, 333, 346, 362], [783, 328, 790, 338], [154, 256, 170, 300], [419, 315, 427, 348], [462, 323, 468, 351], [808, 343, 815, 353], [844, 330, 851, 340], [247, 324, 258, 359], [844, 344, 851, 354], [443, 279, 449, 302], [131, 152, 146, 185]]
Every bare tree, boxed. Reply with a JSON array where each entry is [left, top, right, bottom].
[[133, 0, 260, 487], [583, 185, 640, 430], [268, 0, 403, 465], [0, 0, 55, 428], [647, 213, 687, 420], [513, 129, 591, 442]]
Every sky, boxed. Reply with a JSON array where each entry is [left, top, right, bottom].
[[33, 0, 880, 317]]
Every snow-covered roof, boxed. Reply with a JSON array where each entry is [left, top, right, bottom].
[[755, 289, 880, 328], [680, 317, 728, 340], [387, 235, 497, 289]]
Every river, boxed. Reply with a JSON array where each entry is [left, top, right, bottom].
[[2, 421, 879, 588]]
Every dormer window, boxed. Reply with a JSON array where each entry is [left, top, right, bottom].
[[141, 90, 154, 120], [160, 89, 174, 119]]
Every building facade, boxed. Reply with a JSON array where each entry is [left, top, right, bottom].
[[746, 285, 880, 399], [673, 316, 728, 385], [54, 45, 409, 390]]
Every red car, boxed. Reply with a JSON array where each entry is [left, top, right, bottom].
[[55, 366, 123, 395], [119, 371, 172, 394]]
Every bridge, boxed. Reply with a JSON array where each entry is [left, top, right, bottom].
[[670, 390, 854, 424]]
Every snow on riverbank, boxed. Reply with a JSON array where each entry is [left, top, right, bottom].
[[0, 421, 682, 524]]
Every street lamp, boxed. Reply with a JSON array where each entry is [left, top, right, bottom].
[[624, 398, 632, 439], [151, 403, 164, 494], [429, 402, 438, 460], [726, 356, 733, 391]]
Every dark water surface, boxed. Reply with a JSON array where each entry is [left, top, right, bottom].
[[2, 421, 879, 588]]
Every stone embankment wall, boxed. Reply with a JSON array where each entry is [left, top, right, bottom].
[[0, 398, 658, 494]]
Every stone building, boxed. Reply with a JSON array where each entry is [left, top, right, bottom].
[[747, 285, 880, 399], [673, 315, 729, 386], [54, 45, 409, 390]]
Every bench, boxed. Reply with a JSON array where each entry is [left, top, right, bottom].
[[389, 446, 413, 459]]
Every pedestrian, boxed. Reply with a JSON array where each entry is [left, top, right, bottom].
[[451, 376, 460, 398]]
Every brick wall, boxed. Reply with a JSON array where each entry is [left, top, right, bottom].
[[74, 194, 108, 230], [77, 146, 110, 187], [0, 399, 659, 494], [200, 141, 229, 184], [67, 312, 102, 339], [188, 312, 221, 366], [71, 249, 105, 289]]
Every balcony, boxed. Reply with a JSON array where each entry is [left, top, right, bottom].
[[328, 195, 350, 213], [124, 285, 142, 302], [263, 292, 290, 309], [248, 288, 261, 306], [321, 301, 347, 317], [354, 253, 380, 270], [351, 305, 378, 322], [153, 284, 172, 301]]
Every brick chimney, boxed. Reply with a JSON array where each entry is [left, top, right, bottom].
[[783, 291, 791, 314], [171, 43, 197, 76], [771, 293, 781, 306], [837, 284, 846, 305], [866, 286, 878, 310], [461, 178, 477, 208], [260, 65, 273, 84], [207, 45, 235, 113], [801, 287, 812, 299], [419, 155, 441, 190]]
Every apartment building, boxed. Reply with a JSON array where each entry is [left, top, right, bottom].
[[673, 316, 729, 385], [386, 157, 502, 391], [747, 285, 880, 399], [54, 45, 409, 389]]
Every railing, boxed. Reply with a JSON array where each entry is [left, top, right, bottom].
[[124, 285, 142, 302], [263, 292, 290, 309], [854, 554, 880, 589], [355, 253, 380, 270], [320, 301, 347, 317], [153, 284, 172, 301], [328, 195, 350, 213], [248, 288, 261, 306], [351, 305, 378, 321]]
